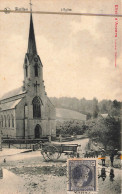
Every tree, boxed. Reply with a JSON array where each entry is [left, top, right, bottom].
[[87, 117, 121, 150], [92, 98, 99, 118]]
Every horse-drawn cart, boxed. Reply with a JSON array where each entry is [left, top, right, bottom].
[[40, 143, 79, 161]]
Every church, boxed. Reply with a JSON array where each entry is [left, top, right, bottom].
[[0, 12, 56, 139]]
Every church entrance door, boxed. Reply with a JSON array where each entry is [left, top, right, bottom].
[[35, 124, 42, 138]]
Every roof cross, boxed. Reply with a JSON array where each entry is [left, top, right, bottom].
[[29, 0, 32, 12]]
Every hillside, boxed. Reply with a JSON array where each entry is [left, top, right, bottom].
[[50, 97, 121, 118], [56, 108, 86, 121]]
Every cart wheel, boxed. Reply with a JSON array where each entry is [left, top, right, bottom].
[[41, 150, 49, 161], [43, 145, 60, 161]]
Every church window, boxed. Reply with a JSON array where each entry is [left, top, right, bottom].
[[11, 115, 14, 128], [34, 63, 38, 77], [24, 104, 28, 118], [3, 116, 4, 127], [25, 65, 28, 77], [4, 116, 7, 127], [32, 96, 41, 118], [7, 115, 10, 128], [0, 116, 3, 127]]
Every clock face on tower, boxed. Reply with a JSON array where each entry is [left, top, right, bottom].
[[34, 57, 38, 62]]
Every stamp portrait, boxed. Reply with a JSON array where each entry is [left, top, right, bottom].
[[67, 158, 98, 193]]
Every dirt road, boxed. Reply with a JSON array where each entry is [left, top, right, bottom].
[[0, 138, 121, 194]]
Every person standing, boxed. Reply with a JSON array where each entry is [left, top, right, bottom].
[[110, 152, 114, 167], [77, 145, 82, 158], [101, 168, 106, 181], [98, 168, 106, 181], [101, 150, 106, 166], [109, 169, 114, 182], [94, 142, 98, 157], [59, 134, 62, 142]]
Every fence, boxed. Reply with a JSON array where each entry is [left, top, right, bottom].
[[2, 137, 49, 149]]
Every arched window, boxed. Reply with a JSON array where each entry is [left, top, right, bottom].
[[32, 97, 41, 118], [4, 116, 7, 127], [7, 115, 10, 128], [0, 116, 3, 127], [24, 104, 28, 118], [34, 63, 38, 77], [9, 116, 10, 127], [11, 114, 14, 128], [3, 116, 4, 127], [25, 65, 28, 77]]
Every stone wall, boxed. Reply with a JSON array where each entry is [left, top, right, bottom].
[[0, 109, 16, 138]]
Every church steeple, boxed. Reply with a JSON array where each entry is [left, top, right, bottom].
[[23, 0, 44, 93], [27, 13, 37, 55]]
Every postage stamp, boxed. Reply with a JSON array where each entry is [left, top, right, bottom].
[[67, 158, 98, 194]]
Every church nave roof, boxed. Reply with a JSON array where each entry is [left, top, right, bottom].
[[0, 98, 23, 111], [0, 87, 26, 101]]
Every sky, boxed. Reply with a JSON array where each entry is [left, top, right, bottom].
[[0, 0, 122, 101]]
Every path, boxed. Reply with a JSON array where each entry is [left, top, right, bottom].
[[0, 138, 121, 194]]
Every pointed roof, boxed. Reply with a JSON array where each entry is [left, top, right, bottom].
[[27, 13, 37, 55], [0, 87, 26, 101], [0, 98, 23, 111]]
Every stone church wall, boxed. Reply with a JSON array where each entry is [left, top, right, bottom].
[[28, 119, 41, 138], [16, 120, 25, 138], [50, 120, 56, 136], [15, 97, 26, 138], [28, 119, 50, 138], [0, 109, 16, 138], [41, 120, 49, 136], [47, 98, 56, 136]]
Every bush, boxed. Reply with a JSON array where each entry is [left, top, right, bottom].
[[56, 120, 86, 136]]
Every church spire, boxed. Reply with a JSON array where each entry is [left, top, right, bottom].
[[27, 2, 37, 55]]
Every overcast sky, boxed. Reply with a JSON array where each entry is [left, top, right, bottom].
[[0, 0, 122, 101]]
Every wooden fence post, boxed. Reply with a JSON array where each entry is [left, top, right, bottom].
[[9, 142, 10, 148]]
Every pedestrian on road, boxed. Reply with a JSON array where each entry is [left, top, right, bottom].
[[101, 150, 106, 166], [109, 169, 114, 182], [98, 168, 106, 181], [77, 145, 82, 158], [110, 151, 114, 167], [59, 134, 62, 142]]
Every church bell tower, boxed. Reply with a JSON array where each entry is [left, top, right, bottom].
[[23, 12, 44, 96]]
